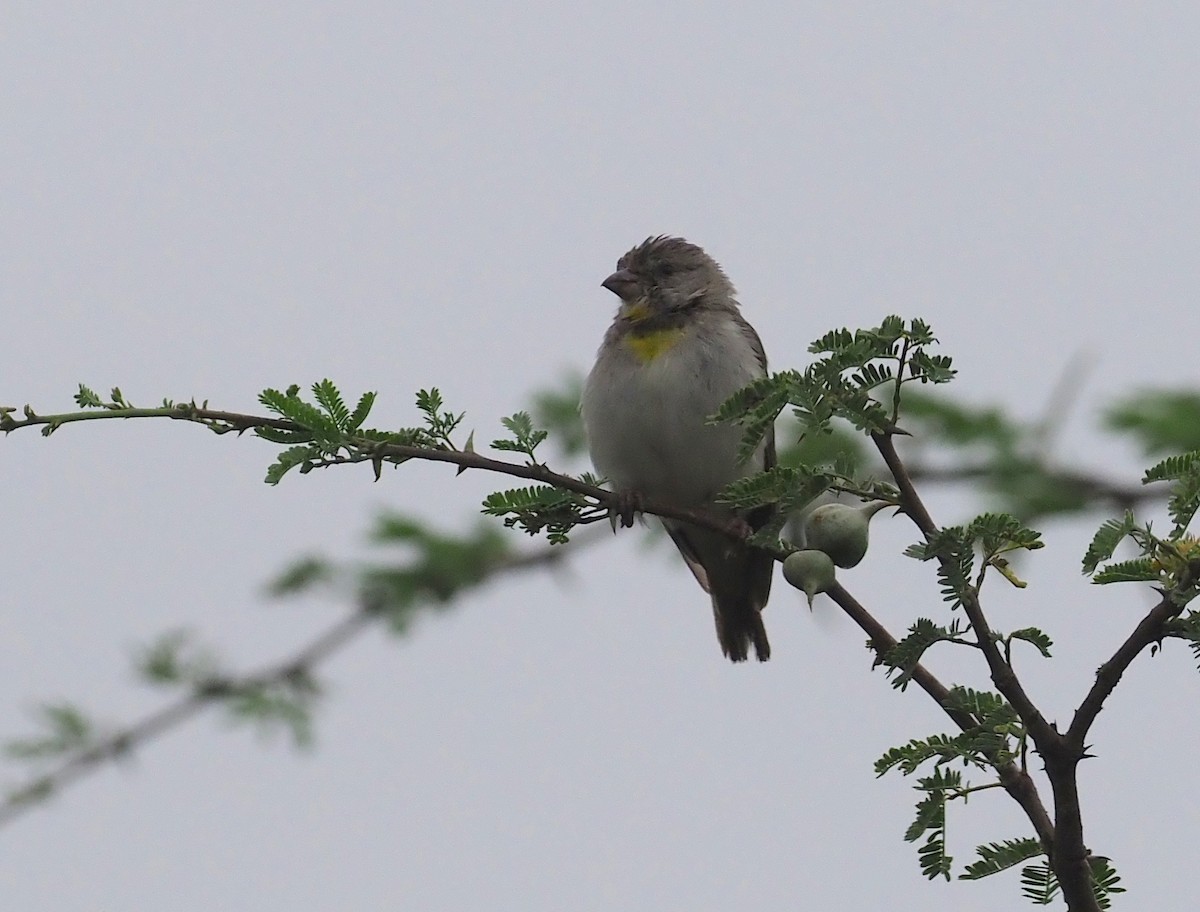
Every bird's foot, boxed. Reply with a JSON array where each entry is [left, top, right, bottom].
[[609, 490, 645, 530], [727, 516, 754, 539]]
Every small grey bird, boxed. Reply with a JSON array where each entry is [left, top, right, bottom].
[[581, 236, 776, 661]]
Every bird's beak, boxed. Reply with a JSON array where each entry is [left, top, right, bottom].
[[601, 268, 640, 301]]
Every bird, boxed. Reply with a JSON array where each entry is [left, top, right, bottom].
[[581, 236, 776, 661]]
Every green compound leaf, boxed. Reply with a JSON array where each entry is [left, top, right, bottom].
[[492, 411, 549, 460], [1083, 512, 1137, 575], [1089, 856, 1126, 910], [875, 732, 991, 777], [311, 379, 350, 430], [879, 618, 966, 690], [254, 425, 316, 445], [964, 513, 1044, 557], [918, 831, 953, 881], [258, 388, 341, 440], [1167, 464, 1200, 533], [1008, 627, 1054, 658], [1020, 861, 1061, 905], [264, 445, 321, 485], [5, 703, 94, 761], [719, 465, 831, 515], [346, 391, 377, 432], [1092, 557, 1159, 585], [482, 484, 595, 544], [960, 838, 1044, 881], [1142, 450, 1200, 484], [74, 383, 104, 409]]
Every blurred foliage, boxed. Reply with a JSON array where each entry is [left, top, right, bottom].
[[0, 514, 533, 820], [5, 704, 94, 761], [1106, 389, 1200, 456], [893, 390, 1164, 521], [531, 374, 587, 459], [270, 515, 519, 635], [354, 516, 516, 631]]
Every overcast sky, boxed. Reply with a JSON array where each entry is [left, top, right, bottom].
[[3, 4, 1198, 910]]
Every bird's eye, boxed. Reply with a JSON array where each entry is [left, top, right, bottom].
[[659, 262, 676, 277]]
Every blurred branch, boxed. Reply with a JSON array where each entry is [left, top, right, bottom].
[[1028, 351, 1093, 459], [0, 534, 578, 827], [906, 463, 1164, 513], [0, 610, 368, 828]]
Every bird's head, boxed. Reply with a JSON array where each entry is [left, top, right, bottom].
[[602, 236, 735, 323]]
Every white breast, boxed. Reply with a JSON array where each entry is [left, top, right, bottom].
[[581, 318, 766, 507]]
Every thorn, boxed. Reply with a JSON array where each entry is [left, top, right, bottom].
[[457, 430, 475, 475]]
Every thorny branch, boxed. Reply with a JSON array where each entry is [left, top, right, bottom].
[[1067, 568, 1199, 750], [1, 403, 776, 554], [874, 430, 1108, 911]]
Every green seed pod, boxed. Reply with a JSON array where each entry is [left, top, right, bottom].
[[782, 549, 837, 607], [803, 501, 889, 569]]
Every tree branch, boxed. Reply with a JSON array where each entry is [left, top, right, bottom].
[[7, 392, 1157, 910], [0, 609, 369, 827]]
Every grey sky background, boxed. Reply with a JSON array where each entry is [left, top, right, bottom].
[[3, 3, 1198, 909]]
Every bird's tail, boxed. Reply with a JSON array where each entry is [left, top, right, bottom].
[[665, 521, 773, 662], [710, 572, 772, 663]]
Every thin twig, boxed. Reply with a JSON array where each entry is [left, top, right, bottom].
[[1067, 573, 1196, 750]]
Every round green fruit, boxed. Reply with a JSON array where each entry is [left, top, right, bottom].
[[803, 501, 888, 569], [782, 549, 837, 607]]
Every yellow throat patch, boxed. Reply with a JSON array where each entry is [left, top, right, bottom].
[[625, 327, 685, 363]]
